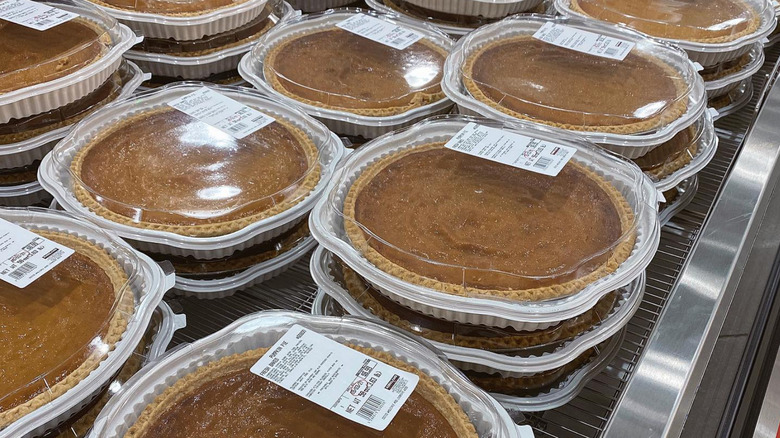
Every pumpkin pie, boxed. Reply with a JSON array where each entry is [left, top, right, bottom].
[[0, 161, 40, 186], [699, 52, 752, 82], [71, 107, 320, 237], [343, 143, 635, 301], [569, 0, 761, 43], [632, 125, 698, 181], [339, 260, 619, 351], [88, 0, 247, 15], [462, 35, 689, 133], [0, 231, 132, 428], [264, 27, 448, 116], [0, 18, 109, 94], [123, 346, 479, 438]]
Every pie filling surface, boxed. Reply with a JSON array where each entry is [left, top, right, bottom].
[[463, 36, 686, 132], [264, 28, 447, 115], [71, 107, 320, 236], [570, 0, 761, 43], [0, 19, 107, 94], [344, 144, 634, 299]]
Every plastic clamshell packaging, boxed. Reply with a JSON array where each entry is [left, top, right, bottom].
[[287, 0, 357, 12], [0, 207, 173, 438], [710, 79, 754, 121], [124, 1, 294, 80], [393, 0, 543, 19], [38, 82, 345, 259], [86, 0, 270, 40], [89, 311, 526, 438], [309, 115, 660, 330], [442, 15, 707, 158], [659, 176, 698, 227], [0, 61, 147, 170], [239, 8, 456, 138], [554, 0, 778, 66], [0, 181, 52, 207], [310, 245, 646, 375], [0, 0, 137, 124], [704, 43, 765, 99]]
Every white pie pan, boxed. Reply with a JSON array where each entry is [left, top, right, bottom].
[[0, 207, 174, 438], [287, 0, 357, 12], [89, 0, 270, 40], [0, 2, 137, 125], [711, 79, 755, 121], [659, 176, 698, 227], [554, 0, 778, 66], [650, 109, 717, 192], [0, 182, 52, 208], [0, 61, 147, 170], [311, 245, 645, 375], [705, 43, 765, 99], [401, 0, 542, 19], [239, 8, 455, 138], [443, 15, 707, 158], [38, 82, 345, 259], [89, 311, 526, 438], [310, 115, 660, 330], [171, 235, 317, 299]]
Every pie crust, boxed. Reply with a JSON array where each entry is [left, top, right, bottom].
[[0, 231, 133, 428], [462, 35, 689, 134], [263, 28, 448, 117], [124, 346, 479, 438], [0, 161, 39, 186], [70, 107, 321, 237], [343, 143, 636, 302], [700, 52, 752, 82], [632, 125, 698, 181]]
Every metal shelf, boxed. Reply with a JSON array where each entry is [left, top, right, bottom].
[[166, 45, 780, 438]]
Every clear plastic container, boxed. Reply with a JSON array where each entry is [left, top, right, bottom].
[[89, 311, 526, 438], [0, 61, 146, 170], [0, 181, 52, 208], [632, 109, 717, 192], [86, 0, 270, 39], [288, 0, 357, 12], [138, 69, 250, 90], [309, 114, 660, 329], [710, 79, 755, 121], [443, 15, 706, 157], [239, 8, 455, 138], [703, 43, 765, 98], [555, 0, 778, 66], [0, 207, 173, 438], [0, 0, 137, 125], [659, 176, 698, 227], [311, 245, 645, 374], [124, 1, 293, 80], [38, 82, 345, 259]]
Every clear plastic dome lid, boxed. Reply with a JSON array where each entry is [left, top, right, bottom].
[[88, 0, 259, 15]]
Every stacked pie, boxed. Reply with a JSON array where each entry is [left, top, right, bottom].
[[288, 0, 362, 12]]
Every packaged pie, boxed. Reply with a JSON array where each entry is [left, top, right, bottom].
[[310, 115, 659, 329], [0, 181, 52, 208], [0, 61, 146, 170], [765, 2, 780, 46], [139, 70, 250, 89], [125, 0, 293, 80], [631, 110, 717, 191], [39, 83, 345, 259], [311, 246, 645, 375], [701, 43, 764, 98], [239, 9, 455, 138], [443, 15, 706, 158], [90, 311, 525, 438], [710, 79, 754, 121], [0, 207, 173, 437], [555, 0, 777, 66], [0, 0, 136, 124], [85, 0, 271, 39], [659, 176, 698, 227]]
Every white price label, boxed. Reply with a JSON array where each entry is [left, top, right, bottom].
[[336, 13, 423, 50], [533, 22, 635, 61], [250, 325, 419, 431], [0, 0, 77, 31], [0, 219, 74, 288], [168, 87, 275, 139], [444, 123, 576, 177]]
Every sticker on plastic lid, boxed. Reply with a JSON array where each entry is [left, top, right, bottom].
[[168, 87, 275, 139], [0, 0, 77, 31], [533, 22, 635, 61], [0, 218, 74, 288], [250, 325, 420, 431], [336, 13, 423, 50], [444, 122, 576, 177]]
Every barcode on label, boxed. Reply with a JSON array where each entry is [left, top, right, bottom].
[[37, 18, 52, 25], [605, 47, 617, 56], [10, 262, 36, 280], [228, 122, 248, 133], [356, 395, 385, 421], [534, 157, 553, 169]]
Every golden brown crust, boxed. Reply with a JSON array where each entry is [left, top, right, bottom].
[[160, 19, 274, 57], [0, 231, 133, 428], [124, 346, 479, 438], [462, 35, 689, 135], [700, 52, 753, 82], [70, 107, 321, 237], [636, 126, 700, 181], [263, 29, 448, 117], [343, 143, 637, 302]]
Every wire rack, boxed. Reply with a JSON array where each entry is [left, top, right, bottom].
[[166, 46, 780, 437]]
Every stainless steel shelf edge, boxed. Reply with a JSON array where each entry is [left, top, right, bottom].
[[604, 68, 780, 437]]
